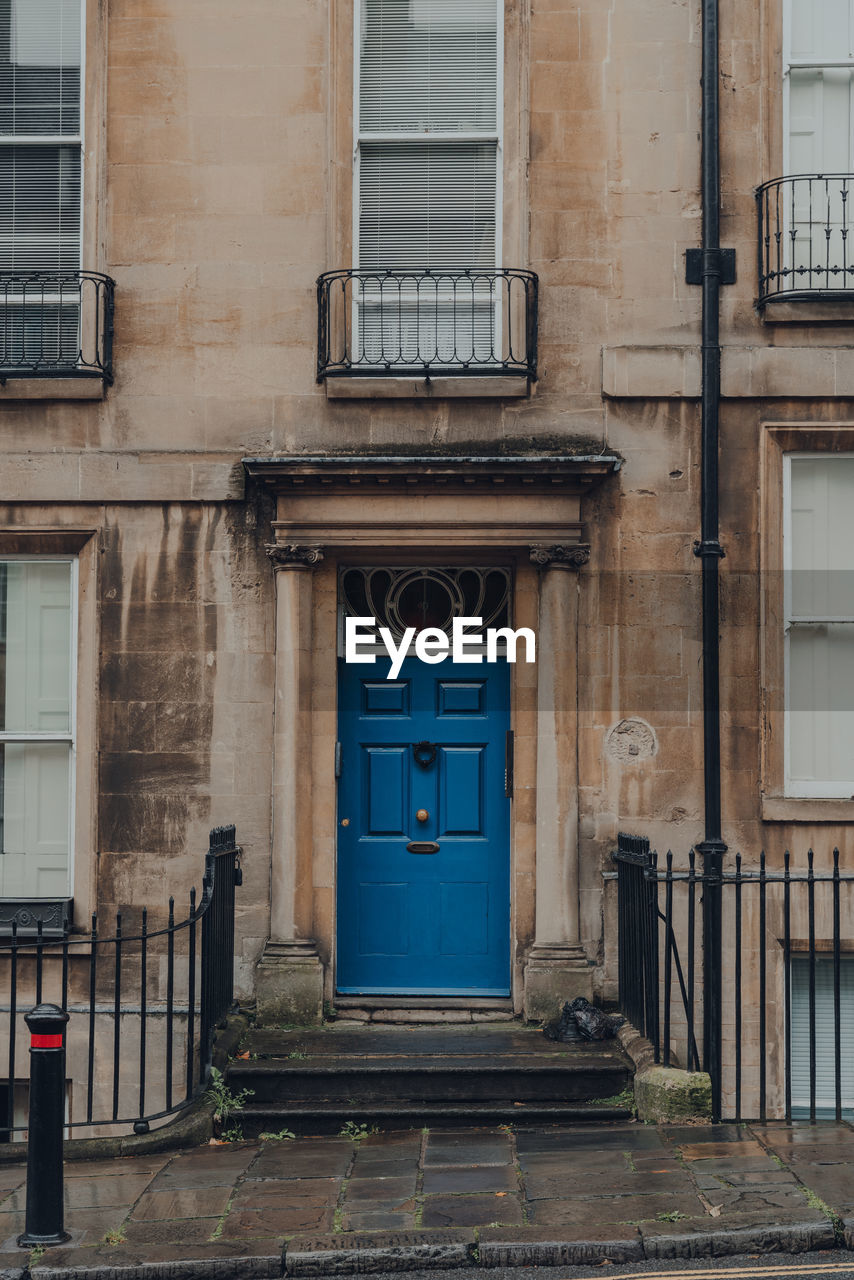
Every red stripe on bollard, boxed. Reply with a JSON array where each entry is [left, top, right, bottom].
[[30, 1034, 63, 1048]]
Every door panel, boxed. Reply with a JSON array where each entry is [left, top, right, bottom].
[[337, 654, 510, 995]]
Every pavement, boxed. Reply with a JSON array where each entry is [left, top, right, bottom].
[[0, 1120, 852, 1278]]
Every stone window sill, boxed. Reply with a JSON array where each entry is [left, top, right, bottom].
[[325, 375, 531, 400], [759, 297, 854, 325], [0, 377, 106, 401], [761, 795, 854, 823]]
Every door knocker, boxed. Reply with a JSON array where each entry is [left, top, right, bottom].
[[413, 740, 437, 769]]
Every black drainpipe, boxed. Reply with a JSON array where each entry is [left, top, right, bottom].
[[685, 0, 734, 1122]]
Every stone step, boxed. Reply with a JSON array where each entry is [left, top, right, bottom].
[[227, 1100, 634, 1137], [227, 1054, 630, 1104], [225, 1023, 633, 1129], [332, 999, 515, 1024]]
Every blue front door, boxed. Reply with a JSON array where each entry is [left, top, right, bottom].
[[336, 655, 511, 995]]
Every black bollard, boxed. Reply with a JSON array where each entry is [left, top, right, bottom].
[[17, 1004, 70, 1248]]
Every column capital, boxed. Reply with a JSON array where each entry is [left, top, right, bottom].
[[529, 543, 590, 570], [266, 543, 325, 571]]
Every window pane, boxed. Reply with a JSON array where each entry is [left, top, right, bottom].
[[360, 0, 497, 133], [359, 142, 496, 270], [0, 560, 72, 733], [789, 456, 854, 616], [0, 741, 70, 898], [789, 623, 854, 785], [0, 0, 81, 137], [790, 0, 854, 64], [0, 144, 81, 272]]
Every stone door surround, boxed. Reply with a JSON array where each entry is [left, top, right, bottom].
[[242, 453, 619, 1022]]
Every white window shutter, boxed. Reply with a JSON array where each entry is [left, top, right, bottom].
[[787, 457, 854, 794], [0, 561, 73, 899]]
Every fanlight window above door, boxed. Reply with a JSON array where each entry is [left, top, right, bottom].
[[339, 566, 511, 649]]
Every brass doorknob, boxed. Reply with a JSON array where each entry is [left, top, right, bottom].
[[416, 809, 429, 823]]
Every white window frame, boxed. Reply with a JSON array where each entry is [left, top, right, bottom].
[[783, 452, 854, 798], [351, 0, 504, 358], [0, 554, 77, 900]]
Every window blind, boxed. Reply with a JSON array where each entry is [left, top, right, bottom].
[[0, 0, 81, 137], [359, 0, 497, 133], [355, 0, 500, 362], [359, 142, 496, 270], [0, 144, 81, 271], [0, 0, 82, 365], [790, 956, 854, 1113]]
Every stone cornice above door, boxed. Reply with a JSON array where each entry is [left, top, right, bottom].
[[243, 453, 620, 552]]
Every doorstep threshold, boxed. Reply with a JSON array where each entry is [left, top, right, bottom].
[[334, 996, 515, 1011]]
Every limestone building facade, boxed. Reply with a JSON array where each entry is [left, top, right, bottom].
[[0, 0, 853, 1122]]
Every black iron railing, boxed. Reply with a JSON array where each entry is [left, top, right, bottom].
[[0, 825, 240, 1139], [317, 268, 538, 380], [756, 174, 854, 303], [0, 270, 115, 382], [614, 835, 854, 1124]]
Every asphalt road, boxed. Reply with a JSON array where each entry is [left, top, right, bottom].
[[360, 1252, 854, 1280]]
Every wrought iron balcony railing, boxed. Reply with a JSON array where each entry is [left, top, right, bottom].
[[757, 174, 854, 304], [317, 268, 538, 380], [0, 270, 115, 382]]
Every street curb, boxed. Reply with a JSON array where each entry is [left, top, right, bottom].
[[4, 1216, 844, 1280], [277, 1217, 840, 1274]]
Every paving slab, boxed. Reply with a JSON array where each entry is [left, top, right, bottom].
[[421, 1192, 524, 1228], [423, 1133, 511, 1165], [528, 1190, 703, 1226], [248, 1143, 352, 1181], [129, 1185, 233, 1222], [340, 1211, 418, 1232], [343, 1177, 418, 1206], [420, 1164, 518, 1194]]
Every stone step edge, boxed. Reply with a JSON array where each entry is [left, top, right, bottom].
[[230, 1102, 632, 1120], [228, 1060, 630, 1075]]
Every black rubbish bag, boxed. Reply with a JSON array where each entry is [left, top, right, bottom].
[[569, 996, 623, 1041]]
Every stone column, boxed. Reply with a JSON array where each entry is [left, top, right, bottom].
[[255, 543, 325, 1025], [523, 543, 593, 1021]]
